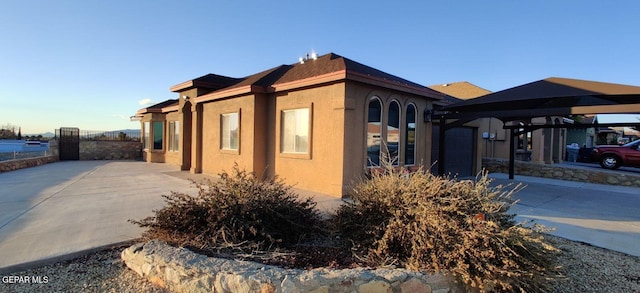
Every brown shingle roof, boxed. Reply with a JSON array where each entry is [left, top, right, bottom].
[[428, 81, 492, 100], [274, 53, 442, 97], [180, 53, 444, 100], [137, 99, 179, 114], [225, 65, 293, 89], [147, 99, 179, 109], [170, 73, 243, 92]]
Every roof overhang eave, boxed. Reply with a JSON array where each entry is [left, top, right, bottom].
[[194, 85, 265, 104], [170, 80, 228, 92], [440, 103, 640, 122], [346, 71, 444, 100], [161, 104, 179, 113]]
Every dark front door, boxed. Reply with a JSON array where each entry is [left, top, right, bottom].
[[58, 127, 80, 160], [431, 125, 475, 177]]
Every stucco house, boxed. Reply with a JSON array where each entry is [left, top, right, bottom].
[[134, 53, 446, 197]]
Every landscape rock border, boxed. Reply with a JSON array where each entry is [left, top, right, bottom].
[[122, 240, 465, 293]]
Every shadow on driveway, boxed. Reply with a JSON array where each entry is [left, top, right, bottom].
[[0, 161, 198, 273]]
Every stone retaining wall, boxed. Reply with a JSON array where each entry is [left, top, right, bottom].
[[80, 141, 142, 160], [483, 158, 640, 187], [0, 155, 58, 173], [122, 240, 465, 293]]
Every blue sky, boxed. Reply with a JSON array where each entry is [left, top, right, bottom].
[[1, 1, 639, 134]]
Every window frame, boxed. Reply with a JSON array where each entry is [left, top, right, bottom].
[[404, 103, 417, 166], [366, 97, 383, 167], [168, 121, 179, 152], [279, 106, 312, 159], [386, 100, 401, 166], [220, 111, 240, 154], [143, 121, 150, 150]]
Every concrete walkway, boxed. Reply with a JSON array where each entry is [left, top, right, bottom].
[[489, 173, 640, 257], [0, 161, 638, 273]]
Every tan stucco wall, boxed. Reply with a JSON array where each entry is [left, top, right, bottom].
[[200, 95, 260, 177], [145, 82, 439, 197], [271, 82, 436, 196], [350, 84, 434, 161], [273, 83, 347, 196], [472, 116, 567, 165], [471, 117, 509, 160], [345, 83, 433, 190]]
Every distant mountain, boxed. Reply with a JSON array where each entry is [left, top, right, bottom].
[[104, 129, 141, 138], [80, 129, 141, 139], [105, 129, 140, 135]]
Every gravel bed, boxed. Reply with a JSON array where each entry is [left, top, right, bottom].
[[547, 236, 640, 292], [1, 236, 638, 293], [0, 242, 168, 293]]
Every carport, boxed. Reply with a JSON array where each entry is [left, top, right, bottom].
[[434, 77, 640, 179]]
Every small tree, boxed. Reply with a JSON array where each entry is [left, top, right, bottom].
[[0, 123, 19, 139]]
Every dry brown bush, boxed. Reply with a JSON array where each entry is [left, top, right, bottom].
[[131, 162, 560, 291], [333, 164, 560, 292], [130, 164, 323, 253]]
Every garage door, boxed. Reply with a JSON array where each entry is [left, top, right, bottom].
[[431, 125, 475, 177]]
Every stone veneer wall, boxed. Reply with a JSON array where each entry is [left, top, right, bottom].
[[483, 158, 640, 187], [80, 141, 142, 160], [0, 155, 58, 173], [122, 240, 465, 293]]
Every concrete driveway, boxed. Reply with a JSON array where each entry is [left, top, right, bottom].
[[490, 173, 640, 257], [0, 161, 198, 272], [0, 161, 638, 273]]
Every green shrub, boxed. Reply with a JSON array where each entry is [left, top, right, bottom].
[[131, 164, 323, 252], [333, 165, 559, 292]]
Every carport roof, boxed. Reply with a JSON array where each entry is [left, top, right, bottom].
[[441, 77, 640, 121]]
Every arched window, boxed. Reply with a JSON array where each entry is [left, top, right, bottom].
[[405, 104, 416, 165], [387, 101, 400, 165], [367, 98, 382, 166]]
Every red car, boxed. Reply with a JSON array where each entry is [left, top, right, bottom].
[[593, 139, 640, 169]]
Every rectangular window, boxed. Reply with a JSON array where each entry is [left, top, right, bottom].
[[143, 122, 150, 150], [168, 121, 179, 152], [281, 108, 310, 154], [221, 112, 239, 150], [153, 121, 163, 150]]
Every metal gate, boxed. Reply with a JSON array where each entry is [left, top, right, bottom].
[[58, 127, 80, 160]]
